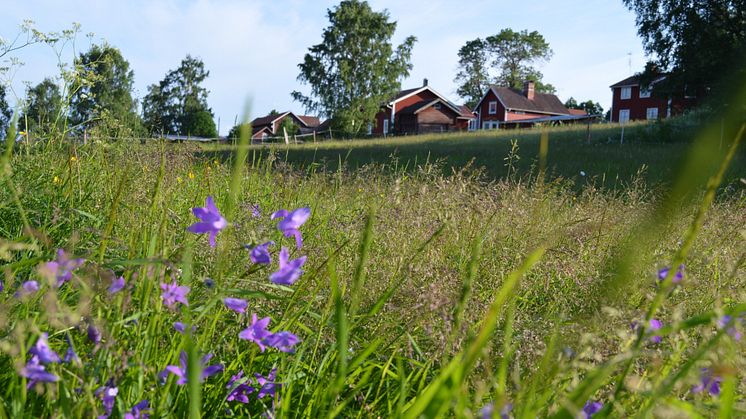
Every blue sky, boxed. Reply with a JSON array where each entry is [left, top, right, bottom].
[[1, 0, 647, 134]]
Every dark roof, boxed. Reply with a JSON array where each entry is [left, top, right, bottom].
[[458, 105, 476, 119], [492, 87, 570, 115], [316, 119, 332, 131], [390, 87, 423, 103], [610, 75, 641, 88], [297, 115, 320, 127], [251, 112, 288, 127]]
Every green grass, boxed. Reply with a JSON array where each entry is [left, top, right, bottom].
[[0, 117, 744, 418]]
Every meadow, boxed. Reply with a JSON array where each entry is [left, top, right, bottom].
[[0, 118, 744, 418]]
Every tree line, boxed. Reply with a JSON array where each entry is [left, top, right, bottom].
[[2, 0, 743, 139]]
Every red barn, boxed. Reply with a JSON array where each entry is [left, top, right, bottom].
[[372, 80, 476, 136], [473, 81, 572, 129], [609, 75, 698, 123]]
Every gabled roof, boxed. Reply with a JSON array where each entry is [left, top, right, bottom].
[[610, 74, 667, 88], [475, 86, 570, 116], [387, 85, 463, 112], [457, 105, 476, 119], [251, 111, 319, 128], [397, 98, 462, 116]]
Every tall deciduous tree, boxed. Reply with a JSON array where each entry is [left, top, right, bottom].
[[623, 0, 746, 99], [455, 29, 555, 105], [0, 84, 11, 136], [292, 0, 416, 134], [564, 97, 604, 116], [142, 55, 216, 137], [454, 39, 490, 108], [70, 43, 141, 136], [21, 78, 64, 136]]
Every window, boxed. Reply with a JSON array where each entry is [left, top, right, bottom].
[[639, 88, 651, 98], [482, 121, 498, 130], [488, 101, 497, 115], [620, 87, 631, 100], [367, 122, 372, 135], [433, 103, 441, 110], [468, 119, 477, 131], [646, 107, 658, 120], [618, 109, 630, 123], [383, 119, 389, 135]]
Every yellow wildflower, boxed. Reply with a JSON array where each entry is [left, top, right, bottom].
[[53, 176, 61, 185], [177, 177, 183, 183], [188, 172, 195, 180], [70, 156, 78, 162]]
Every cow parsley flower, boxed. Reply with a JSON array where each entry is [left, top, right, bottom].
[[160, 280, 190, 309], [269, 247, 306, 286], [187, 196, 228, 247], [271, 207, 311, 249]]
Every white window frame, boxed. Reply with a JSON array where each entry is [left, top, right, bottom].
[[619, 109, 630, 123], [383, 119, 389, 135], [367, 122, 373, 135], [646, 107, 658, 120], [639, 88, 651, 98], [620, 87, 631, 100], [488, 101, 497, 115]]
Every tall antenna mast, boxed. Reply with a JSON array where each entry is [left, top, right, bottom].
[[627, 52, 632, 74]]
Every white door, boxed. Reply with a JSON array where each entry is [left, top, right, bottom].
[[619, 109, 630, 124], [383, 119, 389, 136]]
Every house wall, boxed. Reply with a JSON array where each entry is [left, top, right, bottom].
[[505, 111, 550, 122], [271, 114, 306, 133], [373, 108, 392, 135], [477, 90, 508, 125], [611, 85, 668, 122]]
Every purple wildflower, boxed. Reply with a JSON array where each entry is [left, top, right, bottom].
[[0, 279, 3, 292], [269, 247, 307, 286], [43, 248, 85, 287], [95, 382, 118, 418], [64, 334, 80, 364], [255, 368, 280, 399], [271, 207, 311, 249], [479, 402, 512, 419], [124, 400, 151, 419], [649, 319, 663, 343], [108, 276, 125, 295], [187, 196, 228, 248], [88, 324, 102, 345], [224, 297, 248, 314], [657, 264, 684, 284], [173, 322, 190, 334], [29, 333, 61, 364], [717, 315, 742, 341], [226, 370, 255, 403], [251, 204, 262, 218], [692, 368, 722, 396], [582, 400, 603, 418], [204, 277, 215, 288], [247, 241, 274, 265], [238, 314, 272, 352], [20, 356, 59, 388], [160, 280, 190, 309], [16, 280, 39, 297], [161, 351, 223, 385], [265, 331, 300, 353]]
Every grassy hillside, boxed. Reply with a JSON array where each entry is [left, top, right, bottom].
[[0, 118, 744, 417]]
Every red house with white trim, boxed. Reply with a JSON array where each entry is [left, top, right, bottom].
[[609, 75, 698, 123], [474, 81, 573, 129], [372, 80, 476, 136], [250, 111, 320, 140]]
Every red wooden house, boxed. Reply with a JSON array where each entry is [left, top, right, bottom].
[[372, 80, 476, 136], [250, 111, 320, 140], [473, 81, 573, 129], [609, 75, 697, 123]]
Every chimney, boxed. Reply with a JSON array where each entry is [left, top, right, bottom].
[[423, 78, 428, 87], [523, 80, 535, 100]]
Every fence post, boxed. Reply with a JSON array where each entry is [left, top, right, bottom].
[[328, 127, 333, 141], [283, 127, 289, 145], [313, 130, 317, 143]]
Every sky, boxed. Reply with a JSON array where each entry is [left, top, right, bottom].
[[1, 0, 648, 135]]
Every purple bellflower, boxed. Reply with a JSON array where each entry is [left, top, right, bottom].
[[43, 248, 85, 287], [265, 331, 300, 353], [692, 368, 722, 396], [161, 351, 223, 385], [29, 333, 61, 364], [16, 280, 39, 298], [238, 314, 272, 352], [124, 400, 151, 419], [63, 334, 80, 364], [187, 196, 228, 247], [247, 241, 274, 265], [160, 280, 190, 309], [88, 324, 102, 345], [648, 319, 663, 344], [173, 322, 195, 334], [271, 207, 311, 249], [717, 315, 742, 341], [582, 400, 603, 418], [224, 297, 248, 314], [226, 370, 255, 403], [20, 356, 59, 388], [256, 368, 280, 399], [657, 264, 685, 284], [269, 247, 306, 286], [95, 382, 118, 419], [479, 402, 512, 419], [0, 279, 4, 292], [251, 204, 262, 218], [108, 276, 125, 295]]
